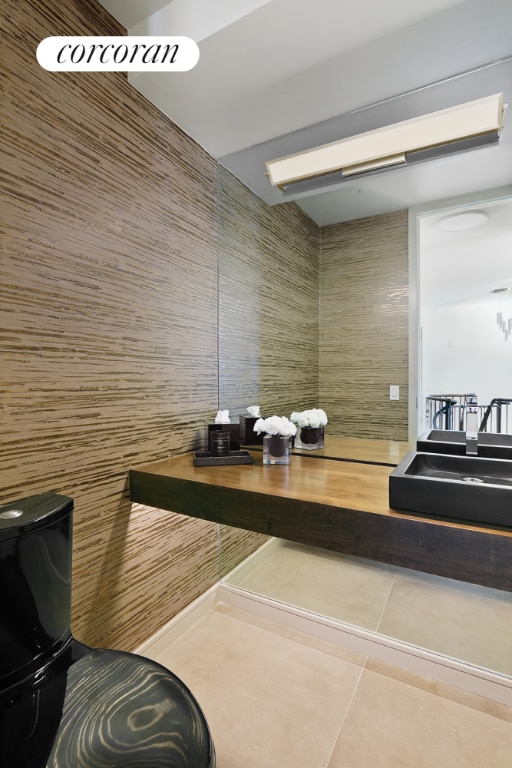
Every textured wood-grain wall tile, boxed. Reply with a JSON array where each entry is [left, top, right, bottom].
[[219, 525, 270, 578], [217, 167, 320, 564], [218, 166, 320, 418], [319, 211, 409, 440], [1, 0, 220, 650]]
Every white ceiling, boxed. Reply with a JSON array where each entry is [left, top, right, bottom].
[[96, 0, 512, 221], [420, 198, 512, 308], [96, 0, 512, 306]]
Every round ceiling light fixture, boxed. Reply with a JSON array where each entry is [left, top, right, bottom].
[[438, 210, 488, 232]]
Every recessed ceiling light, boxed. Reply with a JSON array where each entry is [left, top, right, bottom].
[[438, 210, 488, 232]]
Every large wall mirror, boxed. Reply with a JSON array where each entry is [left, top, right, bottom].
[[218, 176, 512, 684], [218, 56, 512, 443], [97, 0, 512, 687], [217, 59, 512, 684], [218, 175, 512, 444]]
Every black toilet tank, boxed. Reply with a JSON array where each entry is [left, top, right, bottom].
[[0, 492, 74, 690]]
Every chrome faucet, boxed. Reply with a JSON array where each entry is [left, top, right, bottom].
[[465, 394, 479, 455]]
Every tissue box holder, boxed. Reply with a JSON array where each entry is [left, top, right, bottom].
[[239, 416, 263, 445]]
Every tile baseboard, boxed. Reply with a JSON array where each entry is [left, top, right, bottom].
[[136, 578, 512, 707], [218, 583, 512, 707]]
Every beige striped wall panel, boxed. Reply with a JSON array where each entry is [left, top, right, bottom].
[[319, 211, 409, 440], [2, 0, 220, 650], [217, 167, 320, 566], [218, 166, 320, 419], [219, 525, 270, 578]]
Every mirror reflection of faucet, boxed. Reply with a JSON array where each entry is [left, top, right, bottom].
[[465, 394, 479, 455]]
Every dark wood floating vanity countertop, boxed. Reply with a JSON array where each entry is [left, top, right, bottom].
[[129, 438, 512, 592]]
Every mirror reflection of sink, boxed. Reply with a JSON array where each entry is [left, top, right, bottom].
[[417, 429, 512, 459], [389, 451, 512, 527]]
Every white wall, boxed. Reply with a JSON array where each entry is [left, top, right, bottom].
[[421, 296, 512, 430], [414, 188, 512, 437]]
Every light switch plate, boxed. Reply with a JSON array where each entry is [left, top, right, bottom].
[[390, 385, 400, 400]]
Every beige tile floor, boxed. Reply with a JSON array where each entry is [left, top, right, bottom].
[[226, 539, 512, 677], [145, 601, 512, 767]]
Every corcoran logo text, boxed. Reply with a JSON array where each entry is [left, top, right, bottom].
[[37, 36, 199, 72]]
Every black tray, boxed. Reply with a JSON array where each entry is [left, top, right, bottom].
[[193, 450, 254, 467]]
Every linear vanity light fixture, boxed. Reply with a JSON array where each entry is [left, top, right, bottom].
[[265, 93, 505, 192]]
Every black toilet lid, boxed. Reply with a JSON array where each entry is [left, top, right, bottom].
[[1, 648, 215, 768]]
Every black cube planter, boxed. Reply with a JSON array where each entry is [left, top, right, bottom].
[[294, 426, 324, 450]]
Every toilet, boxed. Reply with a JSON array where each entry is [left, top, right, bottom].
[[0, 491, 216, 768]]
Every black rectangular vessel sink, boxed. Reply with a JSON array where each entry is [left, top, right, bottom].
[[389, 451, 512, 527], [417, 430, 512, 459]]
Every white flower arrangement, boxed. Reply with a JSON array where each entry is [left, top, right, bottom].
[[253, 415, 297, 438], [290, 408, 328, 429], [247, 405, 261, 418]]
